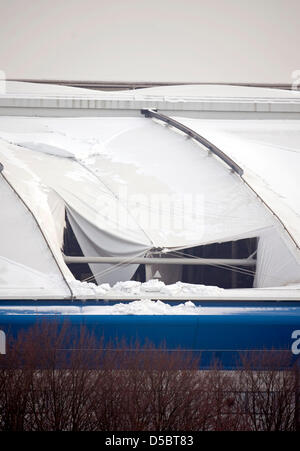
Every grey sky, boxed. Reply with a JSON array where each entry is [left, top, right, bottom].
[[0, 0, 299, 83]]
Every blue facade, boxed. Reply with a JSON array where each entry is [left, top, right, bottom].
[[0, 301, 300, 369]]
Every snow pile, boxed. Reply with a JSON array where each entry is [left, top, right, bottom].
[[68, 279, 224, 298], [110, 280, 224, 296], [91, 299, 201, 315], [110, 280, 143, 295], [1, 300, 202, 315], [160, 281, 224, 296], [0, 301, 297, 316], [69, 279, 110, 296]]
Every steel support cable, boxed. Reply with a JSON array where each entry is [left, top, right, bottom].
[[170, 249, 257, 278], [170, 249, 288, 284], [77, 251, 256, 283], [81, 250, 147, 283]]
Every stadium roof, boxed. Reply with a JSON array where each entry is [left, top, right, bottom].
[[0, 81, 300, 300]]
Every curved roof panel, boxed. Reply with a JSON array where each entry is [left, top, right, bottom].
[[0, 82, 300, 296], [175, 118, 300, 251], [0, 116, 274, 250]]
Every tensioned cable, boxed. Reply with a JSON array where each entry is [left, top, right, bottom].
[[81, 243, 256, 283], [169, 249, 257, 278], [80, 247, 285, 286], [81, 249, 147, 283], [82, 248, 256, 284], [170, 249, 287, 283], [81, 250, 146, 283]]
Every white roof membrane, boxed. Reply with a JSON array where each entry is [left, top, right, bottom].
[[0, 83, 300, 298]]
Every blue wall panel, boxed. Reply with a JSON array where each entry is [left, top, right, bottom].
[[0, 302, 299, 369]]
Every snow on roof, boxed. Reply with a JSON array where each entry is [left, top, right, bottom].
[[130, 84, 300, 100], [2, 81, 300, 101], [2, 81, 300, 117], [0, 82, 300, 299], [1, 299, 299, 315]]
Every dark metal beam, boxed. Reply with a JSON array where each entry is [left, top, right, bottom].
[[64, 256, 256, 266], [141, 109, 244, 176]]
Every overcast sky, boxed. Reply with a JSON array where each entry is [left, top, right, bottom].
[[0, 0, 299, 84]]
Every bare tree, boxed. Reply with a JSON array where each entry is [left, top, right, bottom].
[[0, 323, 297, 431]]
